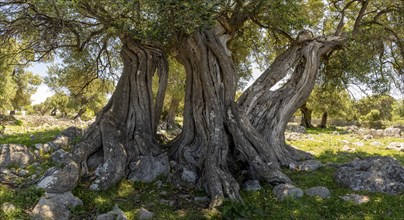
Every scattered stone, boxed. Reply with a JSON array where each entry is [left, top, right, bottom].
[[340, 194, 370, 204], [193, 196, 210, 202], [180, 167, 198, 185], [386, 142, 404, 152], [335, 156, 404, 195], [353, 142, 364, 147], [51, 149, 68, 163], [370, 141, 382, 147], [242, 180, 262, 192], [383, 127, 401, 138], [96, 204, 128, 220], [18, 169, 29, 176], [1, 202, 16, 213], [341, 145, 355, 152], [0, 144, 35, 167], [273, 183, 304, 201], [298, 160, 322, 171], [32, 191, 83, 220], [285, 132, 304, 141], [159, 191, 168, 196], [286, 125, 306, 134], [346, 125, 359, 133], [369, 129, 384, 138], [332, 131, 340, 135], [138, 207, 154, 220], [306, 186, 331, 199], [128, 154, 170, 183], [37, 159, 79, 193], [363, 135, 373, 140], [34, 143, 43, 150]]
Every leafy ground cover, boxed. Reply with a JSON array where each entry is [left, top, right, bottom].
[[1, 123, 403, 219]]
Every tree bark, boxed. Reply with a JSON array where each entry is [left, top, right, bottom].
[[69, 38, 168, 190], [319, 112, 328, 128], [239, 35, 343, 167], [168, 27, 290, 208], [300, 103, 313, 128]]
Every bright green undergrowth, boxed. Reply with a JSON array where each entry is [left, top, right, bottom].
[[1, 124, 404, 219]]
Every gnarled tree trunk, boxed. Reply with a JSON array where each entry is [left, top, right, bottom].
[[69, 39, 168, 190], [239, 35, 343, 167], [169, 27, 290, 208]]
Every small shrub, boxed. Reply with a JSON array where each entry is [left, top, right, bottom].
[[14, 119, 23, 126]]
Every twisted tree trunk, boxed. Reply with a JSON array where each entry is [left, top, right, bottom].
[[168, 27, 290, 208], [70, 39, 168, 190], [239, 35, 343, 167]]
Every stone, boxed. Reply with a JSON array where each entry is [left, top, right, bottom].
[[370, 141, 382, 147], [32, 191, 83, 220], [306, 186, 331, 199], [386, 142, 404, 152], [383, 127, 401, 137], [346, 125, 359, 133], [51, 149, 68, 163], [298, 160, 322, 171], [286, 125, 306, 134], [242, 180, 262, 192], [34, 143, 43, 150], [334, 156, 404, 195], [138, 207, 154, 220], [332, 131, 340, 135], [341, 145, 355, 152], [37, 159, 79, 193], [285, 132, 304, 141], [128, 154, 170, 183], [340, 194, 370, 204], [18, 169, 29, 176], [369, 129, 384, 138], [273, 183, 304, 201], [1, 202, 16, 213], [96, 204, 128, 220], [353, 142, 364, 147], [60, 126, 83, 139], [363, 135, 373, 140], [0, 144, 35, 167]]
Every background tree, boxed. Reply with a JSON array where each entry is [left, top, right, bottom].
[[9, 68, 42, 115]]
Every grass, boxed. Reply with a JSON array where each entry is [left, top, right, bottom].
[[1, 122, 404, 219]]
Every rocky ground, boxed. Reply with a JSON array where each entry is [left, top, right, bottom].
[[0, 116, 403, 219]]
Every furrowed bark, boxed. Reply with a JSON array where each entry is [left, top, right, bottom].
[[69, 38, 168, 190], [169, 26, 290, 208], [239, 35, 343, 166]]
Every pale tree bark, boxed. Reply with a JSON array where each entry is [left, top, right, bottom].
[[69, 38, 168, 190], [239, 34, 343, 167], [168, 26, 290, 208]]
